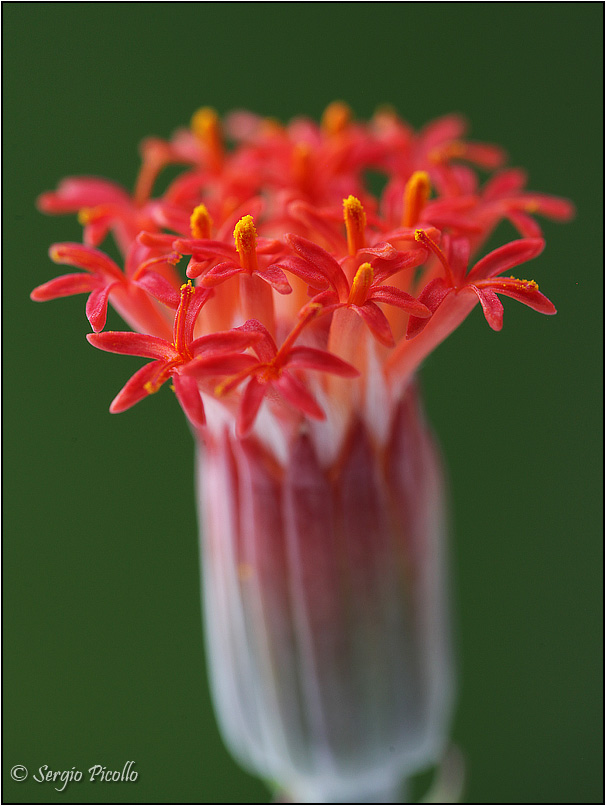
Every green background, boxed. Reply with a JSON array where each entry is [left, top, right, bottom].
[[3, 3, 603, 803]]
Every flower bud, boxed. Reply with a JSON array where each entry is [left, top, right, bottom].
[[196, 387, 454, 803]]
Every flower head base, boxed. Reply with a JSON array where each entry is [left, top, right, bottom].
[[34, 104, 572, 803]]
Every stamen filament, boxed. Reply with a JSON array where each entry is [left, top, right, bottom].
[[402, 171, 431, 228], [415, 229, 456, 287], [343, 195, 366, 255], [174, 282, 195, 358], [191, 107, 224, 171]]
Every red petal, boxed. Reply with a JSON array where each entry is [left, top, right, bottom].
[[37, 177, 129, 213], [190, 329, 261, 357], [87, 331, 177, 361], [370, 285, 431, 317], [237, 320, 277, 363], [475, 277, 556, 316], [109, 361, 163, 413], [200, 261, 242, 287], [173, 238, 236, 261], [482, 168, 528, 200], [137, 231, 177, 249], [406, 277, 452, 339], [461, 142, 506, 169], [353, 301, 395, 347], [506, 210, 543, 238], [275, 372, 325, 419], [286, 234, 349, 300], [286, 346, 359, 377], [447, 237, 470, 284], [267, 255, 330, 290], [256, 265, 292, 294], [467, 238, 545, 282], [86, 282, 118, 332], [30, 272, 95, 301], [418, 114, 467, 152], [49, 243, 123, 280], [521, 193, 575, 221], [183, 286, 213, 345], [468, 285, 504, 331], [173, 373, 205, 427], [183, 352, 257, 380], [134, 271, 181, 308]]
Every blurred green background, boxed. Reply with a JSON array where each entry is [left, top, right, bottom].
[[3, 3, 603, 803]]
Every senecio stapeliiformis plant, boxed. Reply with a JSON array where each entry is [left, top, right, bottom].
[[32, 103, 573, 804]]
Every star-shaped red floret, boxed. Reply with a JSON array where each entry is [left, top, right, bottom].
[[184, 315, 359, 437], [86, 282, 259, 426], [273, 234, 431, 346], [407, 230, 556, 337]]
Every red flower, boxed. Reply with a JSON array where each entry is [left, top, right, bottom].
[[87, 282, 258, 426], [185, 316, 359, 437], [407, 230, 556, 337], [277, 233, 430, 346]]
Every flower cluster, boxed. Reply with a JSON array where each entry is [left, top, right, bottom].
[[33, 103, 573, 803], [33, 102, 572, 457]]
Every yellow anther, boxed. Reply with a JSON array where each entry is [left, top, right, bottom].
[[511, 276, 539, 290], [524, 200, 539, 213], [144, 380, 162, 395], [191, 106, 223, 168], [402, 171, 431, 227], [233, 215, 258, 274], [321, 101, 352, 136], [77, 208, 93, 225], [190, 203, 212, 240], [343, 195, 366, 255], [348, 262, 374, 307]]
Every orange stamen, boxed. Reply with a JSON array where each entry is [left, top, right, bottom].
[[348, 262, 374, 307], [191, 107, 223, 170], [190, 203, 213, 240], [415, 229, 455, 287], [173, 281, 195, 358], [234, 215, 259, 274], [402, 171, 431, 228], [343, 195, 366, 255], [321, 101, 351, 136]]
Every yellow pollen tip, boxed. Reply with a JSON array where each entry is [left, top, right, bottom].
[[511, 276, 539, 290], [348, 262, 374, 306], [234, 215, 258, 263], [343, 195, 366, 255], [191, 106, 219, 139], [77, 208, 93, 225], [143, 380, 161, 395], [190, 203, 212, 239], [322, 101, 352, 136], [180, 280, 194, 295], [403, 171, 431, 227]]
